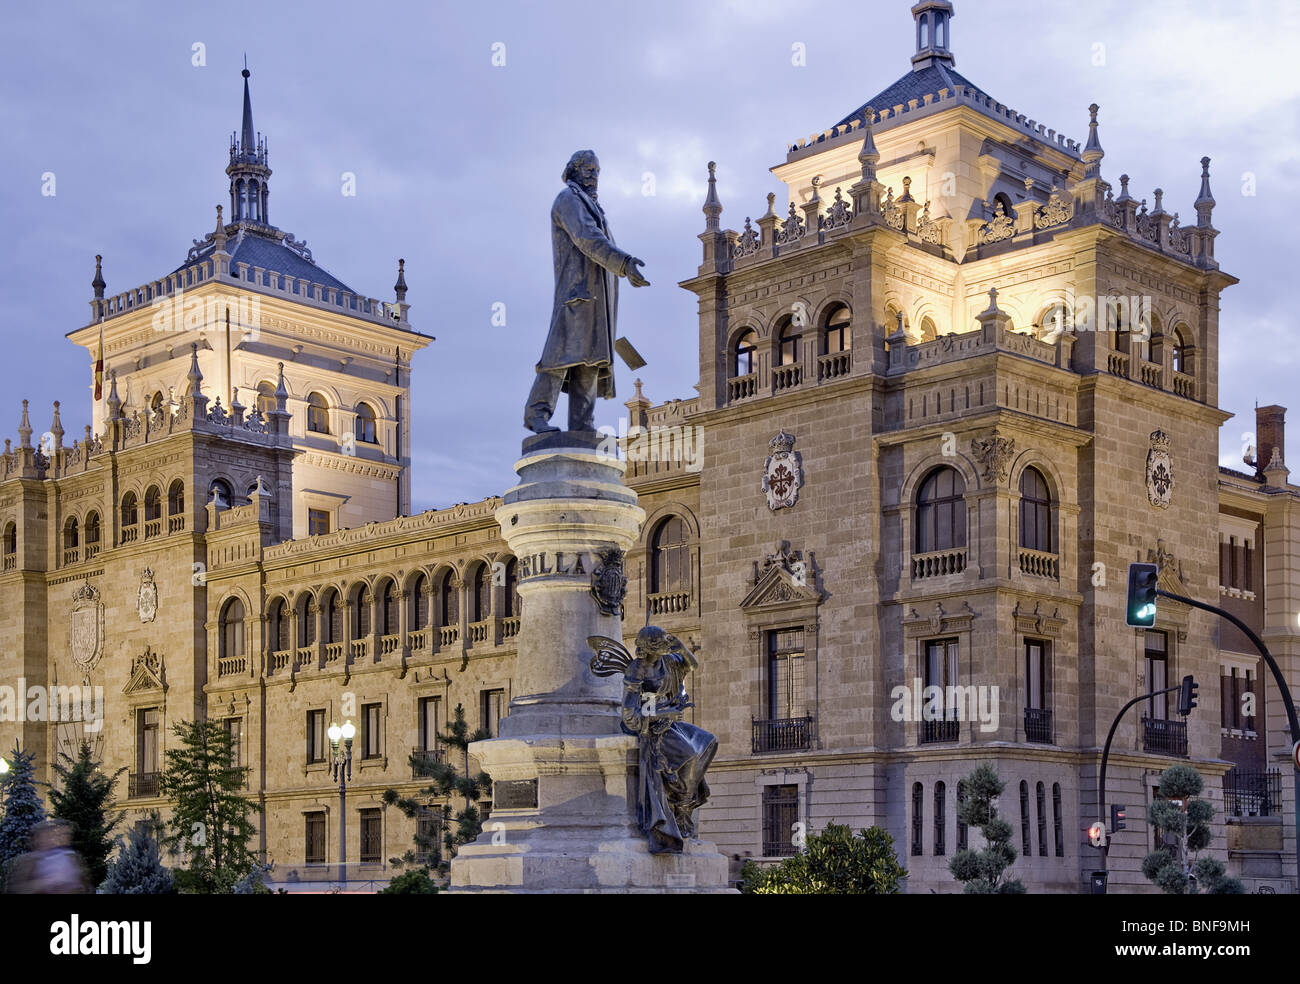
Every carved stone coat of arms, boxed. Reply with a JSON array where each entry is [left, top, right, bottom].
[[761, 431, 803, 511], [138, 567, 158, 623], [70, 580, 104, 678], [1146, 430, 1174, 508]]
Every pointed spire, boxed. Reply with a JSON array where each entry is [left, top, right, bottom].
[[187, 343, 204, 395], [1116, 174, 1132, 203], [1083, 103, 1104, 164], [213, 204, 227, 252], [240, 62, 256, 161], [858, 107, 880, 181], [1195, 156, 1215, 225], [91, 254, 105, 299], [50, 401, 64, 450], [394, 258, 408, 303], [17, 400, 32, 448], [703, 161, 722, 232], [106, 374, 122, 421]]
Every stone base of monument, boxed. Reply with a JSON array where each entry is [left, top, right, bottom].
[[446, 432, 732, 893], [448, 735, 733, 893]]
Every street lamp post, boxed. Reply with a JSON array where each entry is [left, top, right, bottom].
[[327, 720, 355, 889]]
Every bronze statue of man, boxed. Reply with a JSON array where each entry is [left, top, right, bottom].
[[525, 150, 649, 434]]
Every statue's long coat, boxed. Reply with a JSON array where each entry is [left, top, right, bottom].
[[536, 180, 633, 399]]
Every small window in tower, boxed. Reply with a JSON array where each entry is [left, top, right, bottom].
[[306, 392, 330, 434], [355, 403, 377, 444], [308, 509, 331, 537]]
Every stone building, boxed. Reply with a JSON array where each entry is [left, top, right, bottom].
[[1, 1, 1296, 893]]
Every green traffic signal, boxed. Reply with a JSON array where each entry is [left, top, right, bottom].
[[1126, 563, 1158, 628]]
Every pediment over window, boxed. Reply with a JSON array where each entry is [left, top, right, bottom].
[[123, 646, 167, 696], [740, 542, 823, 611], [1146, 539, 1191, 638], [903, 600, 979, 639]]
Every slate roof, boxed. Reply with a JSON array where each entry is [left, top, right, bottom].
[[833, 63, 991, 130], [173, 228, 355, 294]]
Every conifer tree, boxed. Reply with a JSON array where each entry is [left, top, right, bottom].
[[0, 743, 47, 889], [948, 762, 1026, 894], [101, 825, 175, 894], [48, 741, 125, 887]]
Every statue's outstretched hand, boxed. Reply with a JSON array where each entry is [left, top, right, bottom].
[[625, 257, 650, 287]]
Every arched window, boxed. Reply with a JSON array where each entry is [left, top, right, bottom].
[[306, 392, 330, 434], [63, 517, 79, 550], [503, 558, 519, 618], [351, 586, 371, 638], [220, 597, 246, 660], [84, 512, 100, 552], [934, 781, 947, 856], [1039, 302, 1071, 341], [410, 573, 429, 629], [2, 522, 15, 563], [323, 590, 342, 643], [255, 381, 276, 416], [733, 330, 757, 377], [1108, 297, 1129, 350], [121, 491, 138, 527], [149, 392, 164, 417], [269, 599, 289, 651], [208, 479, 232, 510], [915, 467, 966, 553], [144, 486, 162, 522], [993, 192, 1015, 219], [776, 317, 800, 367], [471, 563, 491, 622], [168, 480, 185, 516], [1019, 780, 1031, 856], [911, 782, 924, 857], [918, 316, 937, 343], [1172, 326, 1191, 375], [378, 580, 397, 636], [1036, 781, 1048, 857], [1135, 310, 1155, 363], [650, 515, 690, 595], [1018, 467, 1054, 553], [437, 572, 458, 628], [298, 595, 316, 647], [823, 304, 851, 355], [956, 780, 968, 851], [355, 403, 377, 444], [1052, 782, 1064, 858]]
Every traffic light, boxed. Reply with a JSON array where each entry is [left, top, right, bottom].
[[1110, 804, 1127, 833], [1126, 563, 1158, 627], [1088, 821, 1107, 847], [1178, 674, 1199, 716]]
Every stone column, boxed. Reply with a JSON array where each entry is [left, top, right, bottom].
[[450, 432, 731, 892]]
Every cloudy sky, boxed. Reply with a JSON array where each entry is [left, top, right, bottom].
[[2, 0, 1296, 510]]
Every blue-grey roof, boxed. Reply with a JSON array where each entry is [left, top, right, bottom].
[[173, 229, 354, 294], [833, 64, 990, 130]]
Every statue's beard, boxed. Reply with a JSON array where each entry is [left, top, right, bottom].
[[578, 178, 598, 199]]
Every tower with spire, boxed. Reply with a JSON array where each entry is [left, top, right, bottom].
[[227, 62, 272, 228]]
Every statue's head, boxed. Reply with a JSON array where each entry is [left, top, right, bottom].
[[563, 150, 600, 197], [634, 624, 671, 660]]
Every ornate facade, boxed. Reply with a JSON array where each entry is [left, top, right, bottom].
[[2, 1, 1297, 892]]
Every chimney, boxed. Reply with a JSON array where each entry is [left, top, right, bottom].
[[1256, 405, 1286, 477]]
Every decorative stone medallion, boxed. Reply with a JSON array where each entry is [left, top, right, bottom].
[[971, 430, 1016, 484], [590, 547, 628, 618], [761, 431, 803, 511], [1146, 429, 1174, 508], [138, 567, 158, 623], [70, 579, 104, 678]]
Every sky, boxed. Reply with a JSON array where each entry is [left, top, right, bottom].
[[2, 0, 1297, 510]]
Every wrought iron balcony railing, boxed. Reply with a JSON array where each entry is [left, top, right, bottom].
[[1141, 716, 1188, 757], [752, 716, 814, 754], [1024, 707, 1053, 744]]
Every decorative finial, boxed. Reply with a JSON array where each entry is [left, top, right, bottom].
[[394, 258, 408, 303], [703, 161, 722, 231], [1083, 103, 1104, 163], [1117, 174, 1131, 202], [242, 53, 249, 79], [187, 343, 203, 394], [763, 192, 777, 218], [858, 106, 880, 180], [1195, 156, 1215, 224], [91, 254, 105, 298], [17, 400, 32, 448], [106, 373, 122, 419]]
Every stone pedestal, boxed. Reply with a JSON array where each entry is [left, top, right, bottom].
[[449, 432, 732, 893]]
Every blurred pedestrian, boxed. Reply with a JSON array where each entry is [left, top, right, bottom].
[[6, 819, 89, 893]]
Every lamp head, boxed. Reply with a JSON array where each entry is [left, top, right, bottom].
[[341, 720, 356, 741], [327, 723, 342, 743]]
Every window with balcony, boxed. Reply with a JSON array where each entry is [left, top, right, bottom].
[[3, 521, 16, 569], [754, 628, 812, 753], [920, 638, 959, 743], [1142, 630, 1187, 756], [437, 571, 458, 629], [84, 512, 100, 559], [418, 696, 442, 752], [734, 329, 757, 377], [471, 563, 491, 624], [377, 579, 397, 637], [167, 480, 184, 518], [914, 467, 966, 577], [298, 596, 317, 648], [132, 707, 160, 798], [649, 515, 690, 614], [763, 784, 800, 858], [1171, 326, 1192, 377], [121, 490, 138, 528], [305, 812, 326, 864], [1024, 639, 1052, 744], [502, 558, 519, 619], [62, 517, 78, 563], [268, 599, 289, 653], [144, 485, 162, 523], [1018, 467, 1056, 578], [823, 305, 851, 354], [219, 598, 245, 664]]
